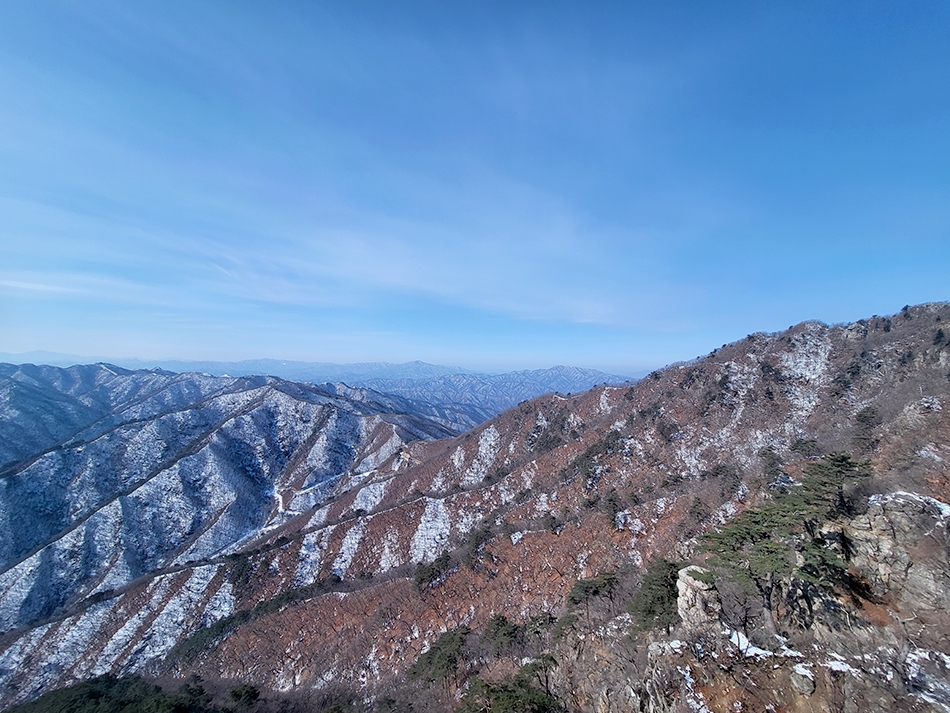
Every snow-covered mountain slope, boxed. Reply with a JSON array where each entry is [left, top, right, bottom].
[[0, 365, 454, 636]]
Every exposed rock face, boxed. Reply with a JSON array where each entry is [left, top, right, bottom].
[[2, 303, 950, 711], [676, 566, 720, 633], [846, 490, 950, 609], [550, 613, 645, 713], [789, 665, 816, 695]]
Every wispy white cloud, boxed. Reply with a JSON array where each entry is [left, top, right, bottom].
[[0, 279, 83, 294], [1, 3, 947, 369]]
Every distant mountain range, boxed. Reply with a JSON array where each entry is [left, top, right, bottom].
[[362, 365, 630, 416], [0, 353, 482, 382], [0, 354, 634, 429]]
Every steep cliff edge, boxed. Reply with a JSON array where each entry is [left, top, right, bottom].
[[3, 303, 950, 711]]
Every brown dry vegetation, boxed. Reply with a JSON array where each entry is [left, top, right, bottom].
[[154, 307, 942, 702]]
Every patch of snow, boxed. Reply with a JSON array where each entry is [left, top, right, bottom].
[[454, 505, 484, 534], [461, 425, 499, 486], [143, 566, 220, 657], [352, 478, 389, 513], [451, 446, 465, 474], [728, 630, 773, 659], [906, 646, 950, 707], [778, 324, 832, 422], [0, 623, 53, 701], [921, 396, 942, 412], [93, 579, 171, 672], [410, 498, 451, 563], [824, 659, 859, 674], [91, 553, 134, 596], [907, 647, 950, 671], [287, 480, 337, 515], [296, 527, 331, 585], [354, 428, 402, 473], [918, 444, 945, 463], [377, 529, 403, 571], [429, 470, 448, 493], [201, 579, 234, 627], [364, 644, 381, 684], [679, 665, 694, 685], [614, 510, 635, 530], [870, 491, 950, 520], [0, 553, 43, 631], [54, 602, 117, 678], [793, 663, 814, 680], [534, 492, 550, 515], [821, 652, 860, 675], [308, 506, 330, 529], [331, 519, 366, 576], [676, 442, 703, 475], [520, 462, 536, 490], [678, 665, 714, 713], [575, 551, 589, 578], [714, 500, 740, 525]]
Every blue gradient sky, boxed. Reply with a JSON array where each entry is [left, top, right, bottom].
[[1, 2, 948, 374]]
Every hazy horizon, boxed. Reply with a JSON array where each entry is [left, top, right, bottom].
[[0, 348, 646, 379], [2, 3, 947, 374]]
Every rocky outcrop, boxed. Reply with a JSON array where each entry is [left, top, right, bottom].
[[676, 566, 720, 633], [845, 490, 950, 609], [552, 489, 950, 713]]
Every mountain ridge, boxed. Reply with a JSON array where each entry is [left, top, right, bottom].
[[0, 359, 633, 432], [0, 353, 633, 384], [1, 302, 949, 712]]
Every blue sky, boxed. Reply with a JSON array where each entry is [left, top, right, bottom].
[[1, 2, 948, 374]]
